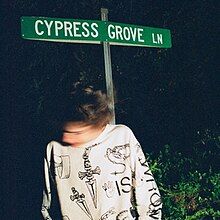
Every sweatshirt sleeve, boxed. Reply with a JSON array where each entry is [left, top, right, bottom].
[[41, 143, 53, 220], [134, 144, 162, 219], [129, 129, 162, 220], [41, 142, 62, 220], [134, 144, 162, 220]]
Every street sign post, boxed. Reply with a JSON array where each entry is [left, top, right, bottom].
[[21, 11, 172, 125], [101, 8, 115, 125]]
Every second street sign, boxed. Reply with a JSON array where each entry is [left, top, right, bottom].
[[21, 16, 172, 48]]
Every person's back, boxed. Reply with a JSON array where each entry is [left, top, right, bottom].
[[41, 83, 162, 220]]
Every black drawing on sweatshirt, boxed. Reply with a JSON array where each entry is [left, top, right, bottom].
[[41, 205, 51, 220], [115, 176, 132, 196], [103, 177, 132, 198], [116, 210, 129, 220], [129, 173, 139, 219], [62, 215, 70, 220], [41, 205, 48, 213], [147, 192, 162, 219], [105, 144, 130, 175], [41, 188, 53, 220], [138, 156, 149, 184], [102, 181, 116, 198], [54, 154, 70, 179], [100, 207, 116, 220], [70, 187, 93, 220], [138, 151, 162, 219], [138, 156, 158, 191], [78, 147, 101, 208], [138, 156, 149, 173]]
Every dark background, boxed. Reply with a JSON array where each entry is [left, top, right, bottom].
[[2, 0, 218, 219]]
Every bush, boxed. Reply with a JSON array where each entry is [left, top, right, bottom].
[[147, 133, 220, 220]]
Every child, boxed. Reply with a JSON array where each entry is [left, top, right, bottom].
[[41, 84, 162, 220]]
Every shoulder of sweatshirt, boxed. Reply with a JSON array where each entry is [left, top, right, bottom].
[[108, 124, 139, 144], [107, 123, 133, 133]]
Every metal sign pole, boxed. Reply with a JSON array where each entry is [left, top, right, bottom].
[[101, 8, 116, 125]]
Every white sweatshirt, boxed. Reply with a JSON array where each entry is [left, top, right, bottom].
[[41, 124, 162, 220]]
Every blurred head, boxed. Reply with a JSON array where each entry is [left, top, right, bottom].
[[61, 83, 113, 126], [59, 82, 114, 146]]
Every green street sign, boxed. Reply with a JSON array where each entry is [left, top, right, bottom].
[[21, 16, 172, 48]]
